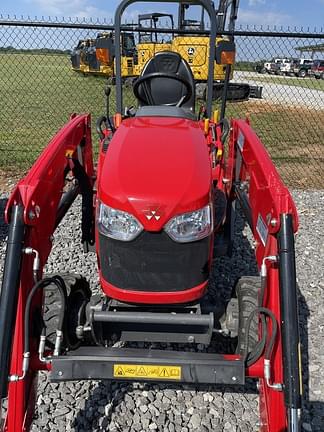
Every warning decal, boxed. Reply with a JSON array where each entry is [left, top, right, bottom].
[[256, 213, 268, 247], [65, 149, 74, 158], [113, 364, 181, 380]]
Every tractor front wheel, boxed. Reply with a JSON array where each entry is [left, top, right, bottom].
[[235, 276, 260, 356], [43, 274, 91, 352]]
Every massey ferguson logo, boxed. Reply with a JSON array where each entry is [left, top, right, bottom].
[[143, 209, 162, 221]]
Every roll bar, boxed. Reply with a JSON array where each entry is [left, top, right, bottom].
[[114, 0, 218, 118]]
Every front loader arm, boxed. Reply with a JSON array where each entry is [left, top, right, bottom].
[[5, 113, 94, 252], [0, 114, 94, 432], [226, 119, 298, 263], [227, 119, 302, 432]]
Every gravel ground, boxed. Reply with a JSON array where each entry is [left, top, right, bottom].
[[233, 71, 324, 110], [0, 189, 323, 432]]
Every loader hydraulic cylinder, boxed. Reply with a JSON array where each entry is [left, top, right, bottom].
[[0, 205, 25, 399], [278, 213, 302, 431]]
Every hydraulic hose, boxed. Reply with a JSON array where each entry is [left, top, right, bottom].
[[24, 276, 68, 355], [240, 273, 270, 367], [245, 314, 267, 366], [245, 267, 275, 365], [0, 205, 25, 398], [96, 115, 107, 140], [244, 307, 278, 367], [219, 118, 230, 143]]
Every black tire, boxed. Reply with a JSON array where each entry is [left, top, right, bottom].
[[235, 276, 260, 356], [43, 274, 91, 351], [298, 69, 307, 78]]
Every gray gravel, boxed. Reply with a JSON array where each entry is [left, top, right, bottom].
[[0, 190, 323, 431]]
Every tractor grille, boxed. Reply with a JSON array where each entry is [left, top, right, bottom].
[[99, 231, 210, 292]]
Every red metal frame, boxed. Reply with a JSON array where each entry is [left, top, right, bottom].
[[3, 114, 94, 432], [96, 116, 212, 303], [2, 113, 299, 432], [226, 119, 298, 431], [101, 276, 208, 304]]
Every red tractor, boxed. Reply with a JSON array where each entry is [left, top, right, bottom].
[[0, 1, 302, 431]]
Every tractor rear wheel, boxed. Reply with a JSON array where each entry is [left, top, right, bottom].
[[235, 276, 260, 356], [43, 274, 91, 351]]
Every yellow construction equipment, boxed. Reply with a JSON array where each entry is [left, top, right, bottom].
[[134, 7, 232, 82], [70, 39, 86, 72], [80, 39, 100, 74], [96, 31, 137, 78], [133, 13, 174, 75], [71, 1, 235, 90]]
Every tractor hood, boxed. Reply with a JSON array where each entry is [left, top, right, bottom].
[[99, 115, 212, 231]]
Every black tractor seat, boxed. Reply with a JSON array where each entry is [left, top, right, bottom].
[[133, 51, 196, 114]]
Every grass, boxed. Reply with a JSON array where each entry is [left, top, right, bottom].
[[0, 54, 93, 165], [220, 101, 324, 188], [0, 53, 137, 168], [0, 53, 323, 188]]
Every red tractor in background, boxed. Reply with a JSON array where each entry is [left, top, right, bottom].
[[0, 1, 302, 431]]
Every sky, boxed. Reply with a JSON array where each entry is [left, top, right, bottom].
[[0, 0, 323, 29]]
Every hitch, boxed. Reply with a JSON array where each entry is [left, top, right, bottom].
[[83, 298, 215, 345]]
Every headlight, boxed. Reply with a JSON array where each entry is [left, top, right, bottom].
[[97, 202, 143, 241], [164, 204, 212, 243]]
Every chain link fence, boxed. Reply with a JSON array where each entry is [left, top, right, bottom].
[[0, 17, 323, 188]]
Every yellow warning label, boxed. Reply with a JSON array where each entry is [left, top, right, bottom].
[[113, 364, 181, 380], [65, 149, 74, 158]]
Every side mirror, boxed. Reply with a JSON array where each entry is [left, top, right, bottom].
[[215, 40, 236, 65]]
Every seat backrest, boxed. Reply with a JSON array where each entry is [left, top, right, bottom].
[[136, 51, 196, 112]]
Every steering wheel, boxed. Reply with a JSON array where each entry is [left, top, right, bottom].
[[133, 72, 193, 107]]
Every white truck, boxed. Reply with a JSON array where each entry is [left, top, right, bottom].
[[268, 58, 290, 75], [279, 58, 299, 75], [264, 58, 282, 73]]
